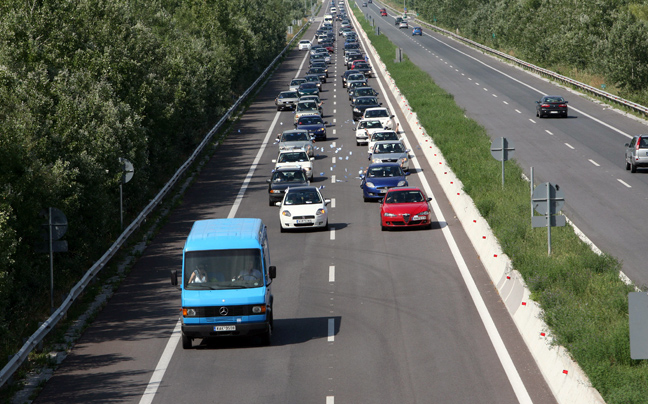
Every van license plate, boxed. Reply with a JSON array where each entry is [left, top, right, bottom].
[[214, 326, 236, 331]]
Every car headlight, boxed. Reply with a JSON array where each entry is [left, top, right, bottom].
[[372, 158, 381, 163], [183, 308, 197, 317], [281, 210, 292, 217], [366, 182, 375, 188], [318, 127, 325, 133], [270, 189, 282, 194], [316, 208, 326, 215], [383, 212, 397, 217], [419, 210, 430, 215], [251, 305, 266, 314], [304, 167, 312, 171], [397, 180, 407, 187], [401, 157, 408, 163], [353, 107, 360, 113]]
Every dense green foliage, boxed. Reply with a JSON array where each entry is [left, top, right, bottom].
[[0, 0, 306, 365], [397, 0, 648, 101], [353, 5, 648, 403]]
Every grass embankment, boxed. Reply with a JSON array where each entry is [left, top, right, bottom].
[[351, 5, 648, 404]]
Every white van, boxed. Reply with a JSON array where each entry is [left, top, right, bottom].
[[330, 6, 337, 13], [324, 14, 333, 23]]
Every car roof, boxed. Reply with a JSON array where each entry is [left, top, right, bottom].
[[354, 96, 378, 101], [374, 140, 403, 145], [274, 165, 306, 173], [368, 162, 402, 168]]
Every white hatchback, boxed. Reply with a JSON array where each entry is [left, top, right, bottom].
[[299, 40, 312, 50], [273, 148, 314, 180], [277, 186, 330, 231]]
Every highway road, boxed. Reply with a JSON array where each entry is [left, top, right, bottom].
[[34, 2, 557, 403], [361, 0, 648, 286]]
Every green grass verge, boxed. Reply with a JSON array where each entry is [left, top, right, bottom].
[[352, 5, 648, 404]]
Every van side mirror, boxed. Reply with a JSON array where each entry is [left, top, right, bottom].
[[170, 270, 178, 286], [269, 266, 277, 279]]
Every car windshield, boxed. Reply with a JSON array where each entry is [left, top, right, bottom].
[[375, 143, 405, 153], [349, 74, 365, 81], [350, 82, 367, 89], [272, 170, 307, 183], [284, 189, 322, 205], [360, 120, 382, 129], [354, 62, 369, 68], [544, 97, 565, 103], [297, 102, 317, 111], [356, 98, 377, 105], [282, 132, 310, 141], [367, 166, 403, 177], [365, 109, 389, 118], [298, 116, 323, 125], [291, 79, 305, 86], [356, 88, 375, 96], [278, 152, 309, 162], [184, 249, 263, 289], [280, 92, 297, 99], [385, 190, 425, 204], [306, 76, 319, 82], [372, 132, 398, 141]]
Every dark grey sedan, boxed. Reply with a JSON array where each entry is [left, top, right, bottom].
[[536, 95, 568, 118]]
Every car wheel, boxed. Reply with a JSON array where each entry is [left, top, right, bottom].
[[280, 225, 286, 233], [538, 111, 543, 118], [269, 199, 275, 206], [363, 196, 370, 202], [381, 224, 387, 231], [625, 158, 631, 171], [323, 220, 329, 231], [631, 162, 637, 173], [182, 333, 192, 349]]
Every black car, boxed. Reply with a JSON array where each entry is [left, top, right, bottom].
[[304, 74, 323, 89], [351, 96, 382, 119], [267, 167, 309, 206], [307, 67, 328, 83], [297, 82, 320, 97], [536, 95, 568, 118], [295, 114, 328, 141], [350, 61, 373, 77], [311, 62, 329, 77], [350, 86, 379, 102], [395, 17, 403, 25]]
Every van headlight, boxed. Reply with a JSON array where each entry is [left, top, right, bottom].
[[183, 308, 197, 317], [251, 305, 266, 314]]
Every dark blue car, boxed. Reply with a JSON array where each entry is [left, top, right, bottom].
[[360, 163, 409, 201], [295, 114, 328, 141], [412, 27, 422, 36]]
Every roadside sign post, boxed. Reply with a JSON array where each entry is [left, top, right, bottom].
[[37, 208, 68, 313], [531, 182, 565, 255], [119, 158, 135, 230], [490, 137, 515, 188]]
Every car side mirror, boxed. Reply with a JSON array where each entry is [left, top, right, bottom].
[[274, 202, 281, 207], [325, 199, 331, 206], [266, 179, 271, 183], [535, 101, 540, 103], [272, 159, 277, 163], [170, 270, 178, 286], [310, 157, 315, 161], [379, 102, 383, 106], [390, 115, 395, 118], [564, 101, 569, 104], [405, 172, 411, 176], [427, 197, 433, 202], [269, 265, 277, 279], [625, 143, 630, 147]]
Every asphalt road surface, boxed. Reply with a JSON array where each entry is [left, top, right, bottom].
[[34, 3, 558, 403]]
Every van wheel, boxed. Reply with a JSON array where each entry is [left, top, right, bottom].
[[261, 314, 273, 346], [182, 333, 192, 349], [631, 162, 637, 173]]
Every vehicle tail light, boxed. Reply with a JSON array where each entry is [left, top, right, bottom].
[[558, 103, 567, 108], [637, 137, 642, 150], [541, 103, 551, 108]]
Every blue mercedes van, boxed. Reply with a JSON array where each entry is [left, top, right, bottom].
[[171, 218, 276, 348]]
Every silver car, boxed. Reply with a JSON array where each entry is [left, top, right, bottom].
[[369, 141, 410, 171], [289, 78, 307, 92], [275, 91, 300, 111], [277, 129, 315, 157], [625, 135, 648, 173]]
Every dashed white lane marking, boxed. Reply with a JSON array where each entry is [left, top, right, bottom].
[[492, 94, 498, 98], [329, 265, 335, 282], [330, 227, 335, 240], [332, 157, 336, 164], [565, 143, 575, 149], [331, 175, 336, 183], [327, 318, 335, 342], [545, 130, 554, 135], [503, 101, 509, 105], [331, 198, 336, 208], [589, 159, 600, 167], [618, 179, 632, 188], [326, 396, 334, 404], [515, 109, 522, 114], [529, 119, 536, 124]]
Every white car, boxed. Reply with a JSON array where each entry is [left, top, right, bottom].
[[299, 40, 312, 50], [289, 78, 307, 91], [272, 148, 314, 180], [277, 186, 330, 231], [362, 107, 396, 130], [367, 130, 400, 153], [354, 119, 385, 146]]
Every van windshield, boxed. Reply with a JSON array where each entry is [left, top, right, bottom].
[[184, 249, 263, 289]]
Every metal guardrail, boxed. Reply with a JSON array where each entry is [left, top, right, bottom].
[[0, 21, 311, 389], [376, 1, 648, 116]]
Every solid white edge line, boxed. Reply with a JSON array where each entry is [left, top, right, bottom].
[[352, 10, 533, 404], [138, 320, 182, 404]]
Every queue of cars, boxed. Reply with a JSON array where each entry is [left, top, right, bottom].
[[266, 1, 431, 231]]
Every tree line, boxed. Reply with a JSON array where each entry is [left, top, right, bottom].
[[0, 0, 308, 364], [407, 0, 648, 101]]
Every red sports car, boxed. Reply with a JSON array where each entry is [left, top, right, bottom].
[[380, 188, 433, 230]]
